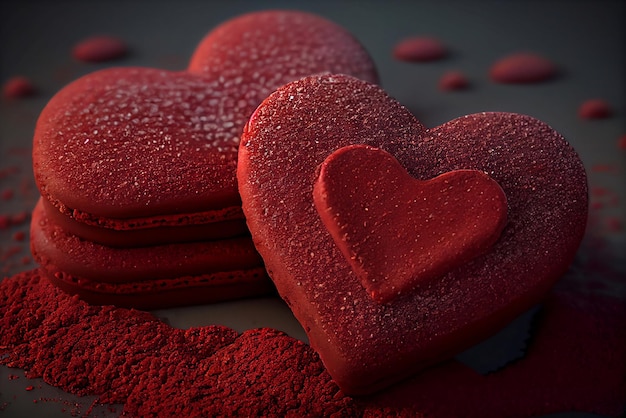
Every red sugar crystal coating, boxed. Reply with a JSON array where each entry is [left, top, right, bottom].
[[238, 74, 588, 394], [71, 35, 128, 63], [314, 145, 508, 303], [2, 76, 36, 99], [439, 70, 469, 91], [30, 199, 271, 309], [489, 52, 558, 84], [392, 36, 447, 62], [0, 270, 623, 416], [33, 67, 246, 223], [578, 99, 613, 119], [188, 10, 378, 105]]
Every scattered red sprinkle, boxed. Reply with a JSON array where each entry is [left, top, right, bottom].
[[72, 35, 129, 63], [392, 36, 447, 62], [438, 70, 469, 91], [579, 99, 613, 119], [1, 189, 14, 200], [2, 76, 36, 99], [12, 231, 26, 242], [619, 135, 626, 150], [0, 166, 19, 180], [11, 211, 29, 225], [25, 385, 34, 391], [489, 52, 558, 84], [605, 217, 623, 232], [591, 187, 611, 197], [591, 164, 619, 173]]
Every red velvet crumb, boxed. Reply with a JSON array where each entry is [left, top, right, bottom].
[[393, 36, 447, 62], [578, 99, 613, 119], [72, 35, 129, 63], [489, 52, 558, 84], [438, 71, 469, 91], [2, 76, 36, 99]]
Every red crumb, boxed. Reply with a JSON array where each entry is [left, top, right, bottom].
[[578, 99, 613, 119], [11, 211, 29, 225], [2, 76, 36, 99], [72, 35, 129, 63], [0, 166, 19, 180], [392, 36, 447, 62], [25, 386, 34, 391], [1, 189, 14, 200], [619, 135, 626, 150], [438, 71, 469, 91], [13, 231, 26, 242], [605, 217, 623, 232], [489, 52, 558, 84], [591, 164, 619, 173]]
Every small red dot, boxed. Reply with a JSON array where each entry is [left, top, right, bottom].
[[578, 99, 613, 119]]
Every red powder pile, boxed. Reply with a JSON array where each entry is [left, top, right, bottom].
[[1, 269, 624, 416]]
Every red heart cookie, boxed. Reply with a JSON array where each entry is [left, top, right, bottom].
[[313, 144, 508, 303], [238, 74, 588, 395], [31, 10, 378, 308]]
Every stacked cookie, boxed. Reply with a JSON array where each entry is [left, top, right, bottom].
[[30, 11, 378, 309]]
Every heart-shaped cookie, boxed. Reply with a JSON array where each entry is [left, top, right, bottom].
[[31, 10, 378, 308], [238, 74, 588, 395], [313, 144, 508, 304]]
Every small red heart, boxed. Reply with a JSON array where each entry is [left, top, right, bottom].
[[313, 144, 508, 303]]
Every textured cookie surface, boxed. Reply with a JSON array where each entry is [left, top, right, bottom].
[[238, 74, 588, 394], [33, 67, 245, 223], [188, 10, 378, 105]]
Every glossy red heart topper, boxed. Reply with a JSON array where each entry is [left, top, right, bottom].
[[314, 144, 508, 303]]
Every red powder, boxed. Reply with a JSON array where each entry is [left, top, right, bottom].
[[438, 70, 469, 91], [392, 36, 447, 62], [579, 99, 613, 119], [2, 76, 36, 99], [0, 269, 624, 416], [72, 35, 129, 63], [489, 52, 558, 84]]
